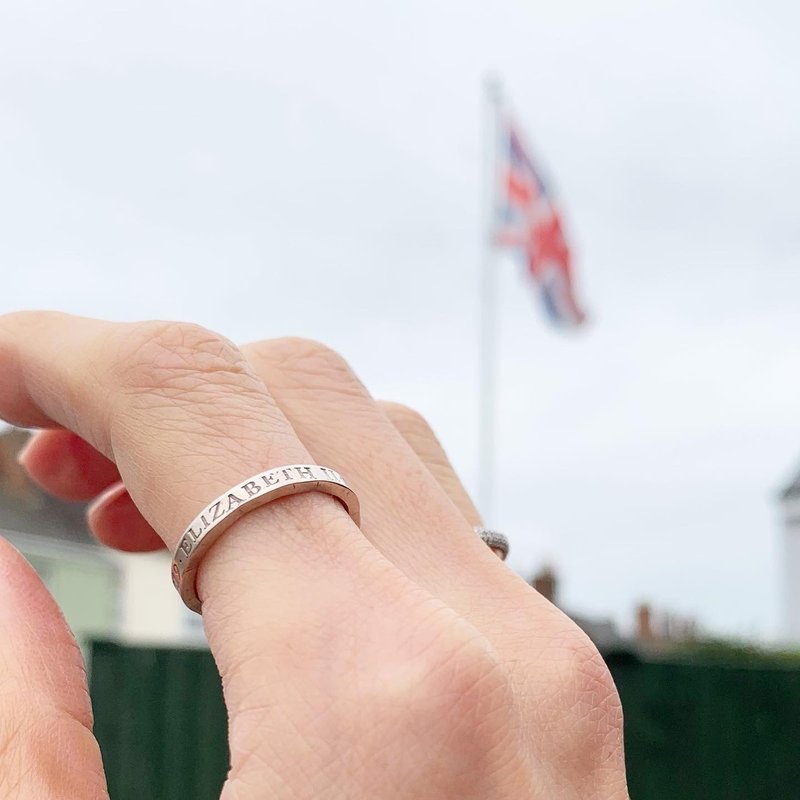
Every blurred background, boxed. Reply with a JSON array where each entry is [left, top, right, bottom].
[[1, 1, 799, 796]]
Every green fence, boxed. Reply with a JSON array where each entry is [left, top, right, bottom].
[[90, 641, 800, 800], [608, 656, 800, 800], [90, 641, 228, 800]]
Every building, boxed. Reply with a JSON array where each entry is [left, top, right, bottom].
[[780, 466, 800, 644], [0, 427, 203, 649], [530, 565, 634, 655], [530, 565, 702, 659]]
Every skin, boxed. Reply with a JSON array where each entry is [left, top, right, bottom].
[[0, 312, 629, 799]]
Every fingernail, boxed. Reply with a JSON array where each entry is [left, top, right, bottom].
[[87, 482, 128, 520], [16, 437, 34, 467]]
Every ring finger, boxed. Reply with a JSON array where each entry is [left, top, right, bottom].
[[20, 401, 485, 552], [0, 312, 374, 707], [240, 338, 575, 656]]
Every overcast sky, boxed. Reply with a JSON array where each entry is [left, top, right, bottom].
[[1, 0, 798, 640]]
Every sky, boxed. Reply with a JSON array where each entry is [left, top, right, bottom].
[[1, 0, 799, 640]]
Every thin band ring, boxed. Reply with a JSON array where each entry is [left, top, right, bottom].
[[171, 464, 360, 613], [475, 527, 510, 561]]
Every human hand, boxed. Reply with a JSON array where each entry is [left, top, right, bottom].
[[0, 312, 628, 799]]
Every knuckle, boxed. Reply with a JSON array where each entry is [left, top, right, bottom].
[[358, 626, 524, 790], [227, 598, 530, 794], [381, 401, 434, 439], [112, 320, 259, 396], [562, 638, 627, 790], [384, 630, 502, 708], [546, 630, 625, 760], [364, 621, 515, 758], [246, 337, 371, 403], [559, 630, 621, 714], [107, 322, 276, 452], [381, 403, 461, 491], [273, 336, 351, 375]]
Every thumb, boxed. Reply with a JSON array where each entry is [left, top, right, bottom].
[[0, 536, 108, 799]]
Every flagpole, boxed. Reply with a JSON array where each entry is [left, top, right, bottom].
[[478, 77, 502, 519]]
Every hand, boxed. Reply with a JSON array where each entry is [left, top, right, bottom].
[[0, 312, 629, 799]]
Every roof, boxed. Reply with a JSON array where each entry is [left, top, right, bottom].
[[570, 612, 640, 657], [0, 427, 96, 547]]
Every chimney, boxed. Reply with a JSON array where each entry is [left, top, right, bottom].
[[532, 566, 558, 605], [636, 603, 653, 641]]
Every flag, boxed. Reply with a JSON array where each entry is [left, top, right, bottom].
[[493, 120, 586, 327]]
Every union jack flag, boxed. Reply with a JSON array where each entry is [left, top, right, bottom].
[[494, 120, 586, 327]]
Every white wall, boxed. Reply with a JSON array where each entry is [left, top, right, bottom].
[[116, 551, 206, 645], [3, 529, 121, 648]]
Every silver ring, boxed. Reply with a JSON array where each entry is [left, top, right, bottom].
[[475, 527, 509, 560], [171, 464, 359, 613]]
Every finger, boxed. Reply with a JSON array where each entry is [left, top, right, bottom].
[[17, 395, 486, 555], [0, 536, 108, 799], [87, 482, 166, 551], [0, 313, 376, 710], [17, 430, 166, 551], [240, 340, 613, 789], [20, 402, 488, 552], [2, 314, 594, 795], [0, 312, 341, 549], [378, 404, 508, 560], [19, 398, 489, 558], [241, 339, 570, 650], [378, 401, 482, 527], [19, 428, 121, 501], [18, 390, 487, 556]]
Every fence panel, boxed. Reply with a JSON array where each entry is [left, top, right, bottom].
[[90, 640, 228, 800], [608, 658, 800, 800], [90, 641, 800, 799]]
